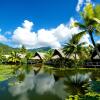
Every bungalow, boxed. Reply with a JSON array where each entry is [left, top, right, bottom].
[[51, 49, 79, 60], [84, 45, 100, 68], [46, 49, 65, 66], [52, 49, 65, 59], [27, 52, 46, 64]]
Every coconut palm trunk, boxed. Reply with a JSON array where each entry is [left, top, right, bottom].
[[89, 31, 100, 58], [74, 52, 77, 68]]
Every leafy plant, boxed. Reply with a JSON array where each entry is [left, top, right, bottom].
[[73, 3, 100, 58]]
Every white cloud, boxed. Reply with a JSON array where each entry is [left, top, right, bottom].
[[76, 0, 93, 12], [0, 34, 8, 43], [10, 19, 91, 49], [86, 0, 91, 3], [0, 29, 8, 43], [76, 0, 84, 12], [37, 29, 61, 49], [22, 20, 33, 30], [11, 20, 37, 49], [79, 34, 91, 46], [11, 20, 62, 49], [96, 40, 100, 44]]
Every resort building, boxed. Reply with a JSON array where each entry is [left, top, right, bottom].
[[51, 49, 65, 59], [28, 52, 46, 64]]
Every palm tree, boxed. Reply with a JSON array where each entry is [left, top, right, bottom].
[[73, 3, 100, 58], [63, 32, 90, 62], [20, 45, 27, 54], [8, 51, 21, 64], [25, 52, 32, 64], [44, 49, 53, 62]]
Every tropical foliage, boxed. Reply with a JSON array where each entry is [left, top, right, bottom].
[[63, 32, 90, 60], [8, 51, 21, 64], [63, 31, 91, 67], [73, 3, 100, 58]]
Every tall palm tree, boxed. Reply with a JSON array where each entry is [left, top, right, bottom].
[[73, 3, 100, 58]]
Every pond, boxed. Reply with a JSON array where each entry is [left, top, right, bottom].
[[0, 64, 100, 100]]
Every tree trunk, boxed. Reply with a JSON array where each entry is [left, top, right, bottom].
[[89, 31, 100, 59], [74, 52, 77, 68], [75, 52, 76, 61]]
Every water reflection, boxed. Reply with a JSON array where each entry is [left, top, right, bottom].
[[0, 64, 100, 100], [64, 73, 91, 96], [35, 73, 55, 94], [9, 66, 66, 100], [9, 71, 35, 96]]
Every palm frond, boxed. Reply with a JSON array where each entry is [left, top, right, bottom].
[[95, 24, 100, 36], [72, 22, 86, 29], [78, 42, 87, 46], [93, 17, 100, 24], [83, 3, 95, 19], [94, 4, 100, 20], [70, 31, 86, 44]]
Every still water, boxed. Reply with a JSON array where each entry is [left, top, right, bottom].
[[0, 64, 100, 100]]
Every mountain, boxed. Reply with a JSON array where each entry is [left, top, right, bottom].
[[0, 43, 51, 54], [29, 47, 51, 52]]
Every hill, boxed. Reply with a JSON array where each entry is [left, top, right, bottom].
[[29, 47, 51, 52], [0, 43, 51, 54], [0, 43, 15, 54]]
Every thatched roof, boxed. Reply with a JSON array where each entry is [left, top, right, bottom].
[[91, 44, 100, 60], [52, 49, 65, 59], [33, 52, 46, 60], [51, 49, 80, 60], [93, 55, 99, 60]]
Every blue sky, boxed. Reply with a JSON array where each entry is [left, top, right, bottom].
[[0, 0, 77, 31], [0, 0, 100, 49]]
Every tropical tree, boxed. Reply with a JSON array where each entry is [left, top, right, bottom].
[[0, 55, 7, 64], [63, 32, 90, 63], [73, 3, 100, 58], [25, 52, 33, 63], [44, 49, 53, 62], [20, 45, 27, 54], [8, 51, 21, 64]]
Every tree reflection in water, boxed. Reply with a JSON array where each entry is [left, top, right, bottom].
[[64, 73, 91, 97], [9, 65, 66, 100], [8, 65, 99, 100]]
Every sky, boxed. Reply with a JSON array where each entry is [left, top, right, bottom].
[[0, 0, 100, 49]]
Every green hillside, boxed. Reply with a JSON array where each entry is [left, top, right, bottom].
[[0, 43, 15, 54], [0, 43, 52, 55]]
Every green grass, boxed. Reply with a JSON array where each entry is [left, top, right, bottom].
[[0, 65, 14, 81]]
